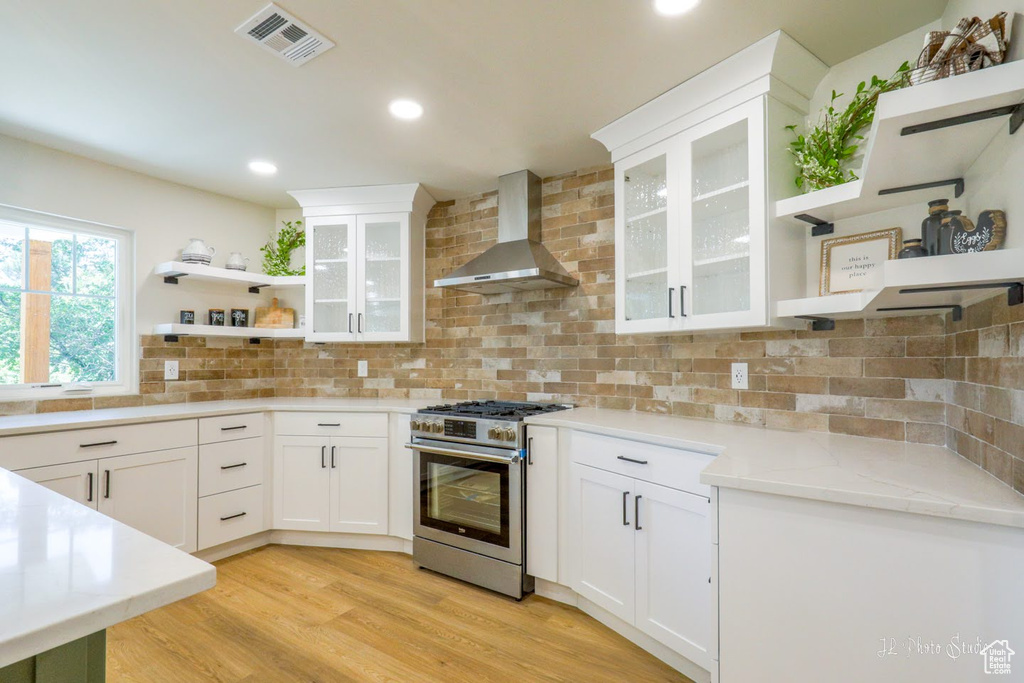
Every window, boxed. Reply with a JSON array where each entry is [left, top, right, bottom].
[[0, 207, 134, 399]]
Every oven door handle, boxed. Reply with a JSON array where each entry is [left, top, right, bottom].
[[405, 442, 520, 464]]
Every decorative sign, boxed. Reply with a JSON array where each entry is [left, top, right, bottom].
[[951, 210, 1005, 253], [230, 308, 249, 328], [820, 228, 902, 296], [209, 309, 226, 326], [179, 310, 195, 325]]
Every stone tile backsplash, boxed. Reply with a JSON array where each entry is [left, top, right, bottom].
[[0, 165, 1021, 492]]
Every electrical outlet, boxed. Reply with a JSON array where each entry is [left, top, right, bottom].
[[164, 360, 179, 381], [357, 360, 368, 377], [731, 362, 748, 390]]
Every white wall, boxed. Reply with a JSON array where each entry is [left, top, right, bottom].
[[0, 133, 290, 333]]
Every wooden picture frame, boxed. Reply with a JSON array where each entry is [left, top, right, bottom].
[[820, 228, 902, 296]]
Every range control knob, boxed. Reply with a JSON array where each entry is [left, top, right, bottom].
[[432, 421, 444, 434], [487, 427, 500, 440], [410, 419, 422, 431], [501, 427, 516, 441]]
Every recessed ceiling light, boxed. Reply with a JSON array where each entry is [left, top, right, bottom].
[[248, 160, 278, 176], [653, 0, 700, 16], [389, 99, 424, 121]]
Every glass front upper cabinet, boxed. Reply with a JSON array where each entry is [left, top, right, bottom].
[[357, 213, 409, 341], [307, 216, 356, 339]]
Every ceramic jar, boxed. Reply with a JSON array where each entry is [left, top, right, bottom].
[[182, 238, 216, 264], [898, 238, 927, 259], [920, 198, 948, 256], [225, 252, 250, 271]]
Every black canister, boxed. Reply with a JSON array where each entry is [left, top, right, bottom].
[[921, 198, 948, 256], [937, 210, 963, 256], [898, 238, 928, 259]]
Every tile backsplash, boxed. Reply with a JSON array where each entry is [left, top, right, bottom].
[[0, 165, 1021, 492]]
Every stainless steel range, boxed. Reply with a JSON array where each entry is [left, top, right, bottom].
[[406, 400, 571, 599]]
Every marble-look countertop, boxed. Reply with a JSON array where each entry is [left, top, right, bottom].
[[0, 469, 215, 668], [527, 407, 1024, 530], [0, 397, 434, 437]]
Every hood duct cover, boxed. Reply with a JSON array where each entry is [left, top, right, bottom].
[[434, 170, 579, 294]]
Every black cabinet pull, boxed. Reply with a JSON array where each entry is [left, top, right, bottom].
[[668, 287, 675, 318], [357, 313, 364, 333], [527, 437, 534, 466], [220, 512, 247, 521], [331, 445, 336, 469], [680, 285, 687, 317], [86, 472, 93, 503], [348, 313, 354, 333], [321, 446, 326, 469], [81, 440, 117, 449], [220, 462, 247, 470], [635, 495, 643, 531], [220, 425, 247, 432], [622, 491, 630, 526], [617, 455, 649, 465], [103, 470, 111, 499], [318, 423, 341, 427]]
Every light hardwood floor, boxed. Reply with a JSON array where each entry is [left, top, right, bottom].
[[107, 545, 692, 682]]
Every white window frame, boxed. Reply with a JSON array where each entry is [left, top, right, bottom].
[[0, 204, 136, 401]]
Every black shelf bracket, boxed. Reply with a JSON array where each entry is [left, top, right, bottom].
[[878, 177, 964, 199], [794, 214, 834, 237], [163, 274, 185, 285], [163, 335, 180, 343], [877, 304, 963, 322], [899, 281, 1024, 307], [248, 284, 269, 294], [901, 103, 1024, 137], [248, 338, 262, 345], [795, 315, 836, 331]]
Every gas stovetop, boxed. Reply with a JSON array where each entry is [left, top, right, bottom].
[[419, 400, 572, 421]]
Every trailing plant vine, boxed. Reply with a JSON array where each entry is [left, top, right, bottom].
[[261, 220, 306, 276], [787, 62, 910, 192]]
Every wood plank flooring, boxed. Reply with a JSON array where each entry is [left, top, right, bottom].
[[107, 545, 692, 682]]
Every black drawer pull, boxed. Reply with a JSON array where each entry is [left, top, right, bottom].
[[86, 471, 94, 502], [220, 425, 247, 432], [103, 470, 111, 499], [317, 423, 341, 427], [81, 440, 117, 448], [220, 462, 247, 470], [617, 455, 649, 465], [220, 512, 247, 521]]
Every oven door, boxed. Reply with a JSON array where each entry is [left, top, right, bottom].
[[411, 438, 523, 565]]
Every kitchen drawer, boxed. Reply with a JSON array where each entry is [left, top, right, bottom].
[[0, 420, 198, 471], [199, 438, 265, 497], [199, 413, 264, 444], [198, 485, 265, 550], [273, 412, 388, 437], [570, 431, 713, 498]]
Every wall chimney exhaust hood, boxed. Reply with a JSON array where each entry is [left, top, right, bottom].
[[433, 170, 579, 294]]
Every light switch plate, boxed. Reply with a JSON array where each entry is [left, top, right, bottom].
[[357, 360, 368, 377], [731, 362, 748, 390], [164, 360, 179, 381]]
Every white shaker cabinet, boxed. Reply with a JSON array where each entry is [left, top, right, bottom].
[[290, 183, 433, 343], [526, 425, 559, 582], [97, 447, 199, 553], [329, 436, 389, 534], [17, 460, 100, 509], [273, 435, 332, 531], [595, 32, 827, 333]]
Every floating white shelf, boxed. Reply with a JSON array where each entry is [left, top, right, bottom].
[[776, 249, 1024, 321], [153, 324, 305, 339], [154, 261, 306, 291], [776, 60, 1024, 227]]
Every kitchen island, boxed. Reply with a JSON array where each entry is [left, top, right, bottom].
[[0, 467, 215, 680]]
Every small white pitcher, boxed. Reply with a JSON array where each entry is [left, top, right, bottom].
[[225, 252, 250, 271]]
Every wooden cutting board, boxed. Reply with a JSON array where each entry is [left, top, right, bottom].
[[254, 298, 295, 329]]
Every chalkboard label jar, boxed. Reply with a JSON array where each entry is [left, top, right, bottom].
[[209, 309, 226, 326], [230, 309, 249, 327], [937, 210, 963, 256], [179, 310, 195, 325]]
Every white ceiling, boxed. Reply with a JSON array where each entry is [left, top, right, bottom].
[[0, 0, 947, 207]]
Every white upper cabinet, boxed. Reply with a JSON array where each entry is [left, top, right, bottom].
[[595, 32, 827, 334], [290, 183, 433, 343]]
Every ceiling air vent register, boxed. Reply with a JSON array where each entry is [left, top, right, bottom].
[[235, 3, 335, 66]]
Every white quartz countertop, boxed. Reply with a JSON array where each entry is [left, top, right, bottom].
[[0, 469, 215, 668], [527, 407, 1024, 530], [0, 397, 433, 437]]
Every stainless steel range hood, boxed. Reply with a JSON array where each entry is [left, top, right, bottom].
[[433, 170, 579, 294]]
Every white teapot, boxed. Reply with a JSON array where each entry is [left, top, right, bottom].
[[225, 252, 250, 271], [182, 238, 216, 264]]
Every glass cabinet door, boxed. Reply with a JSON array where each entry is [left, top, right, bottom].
[[306, 216, 356, 340], [356, 213, 408, 340], [681, 99, 765, 329], [616, 141, 680, 333]]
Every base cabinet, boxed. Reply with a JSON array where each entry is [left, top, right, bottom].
[[526, 425, 559, 582], [16, 460, 99, 509], [273, 434, 388, 534], [97, 447, 199, 553]]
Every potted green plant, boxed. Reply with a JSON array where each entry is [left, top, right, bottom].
[[261, 220, 306, 276]]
